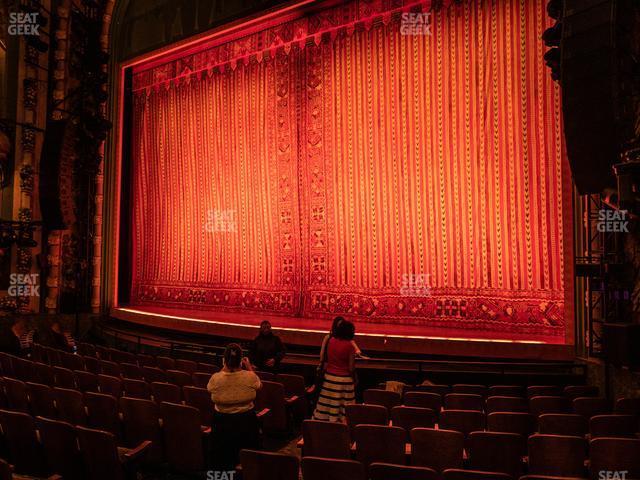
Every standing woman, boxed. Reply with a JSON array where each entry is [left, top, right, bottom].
[[312, 320, 357, 422], [207, 343, 261, 470]]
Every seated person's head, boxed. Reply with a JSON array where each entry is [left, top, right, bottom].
[[223, 343, 243, 370], [259, 320, 272, 336], [334, 319, 355, 341], [50, 321, 62, 333]]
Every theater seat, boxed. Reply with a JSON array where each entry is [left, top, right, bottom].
[[528, 434, 587, 477], [302, 419, 351, 459], [354, 424, 406, 469], [76, 425, 150, 480], [160, 402, 208, 472], [442, 469, 512, 480], [345, 404, 388, 439], [36, 416, 84, 480], [589, 438, 640, 480], [468, 431, 525, 478], [589, 414, 638, 438], [182, 385, 214, 426], [363, 389, 402, 411], [240, 449, 299, 480], [411, 428, 464, 472], [370, 462, 438, 480], [301, 456, 365, 480], [391, 405, 436, 440]]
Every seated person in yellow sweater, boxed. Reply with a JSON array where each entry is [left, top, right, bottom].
[[207, 343, 262, 470]]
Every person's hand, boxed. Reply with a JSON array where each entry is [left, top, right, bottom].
[[265, 358, 276, 367], [241, 357, 252, 370]]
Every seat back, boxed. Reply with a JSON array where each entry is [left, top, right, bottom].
[[345, 404, 388, 438], [123, 378, 151, 399], [142, 366, 167, 383], [137, 353, 156, 367], [486, 395, 528, 413], [369, 463, 438, 480], [54, 387, 86, 425], [0, 408, 45, 475], [120, 362, 144, 380], [74, 370, 99, 392], [444, 393, 484, 411], [60, 352, 84, 371], [34, 362, 55, 385], [354, 424, 406, 468], [411, 427, 464, 472], [36, 416, 83, 480], [4, 377, 29, 412], [615, 397, 640, 415], [182, 385, 214, 426], [404, 391, 442, 415], [487, 412, 536, 437], [452, 384, 487, 397], [275, 373, 306, 397], [439, 409, 485, 437], [175, 359, 198, 375], [572, 397, 609, 419], [166, 369, 193, 387], [363, 389, 402, 411], [120, 396, 163, 462], [301, 456, 365, 480], [197, 362, 219, 374], [590, 414, 638, 438], [76, 425, 124, 480], [391, 406, 435, 440], [156, 356, 175, 370], [590, 437, 640, 480], [468, 431, 524, 477], [12, 357, 36, 382], [528, 434, 587, 477], [85, 391, 120, 435], [441, 469, 513, 480], [527, 386, 562, 398], [529, 396, 571, 416], [160, 401, 205, 472], [255, 380, 288, 432], [150, 381, 181, 404], [240, 449, 299, 480], [539, 413, 587, 437], [27, 381, 57, 418], [83, 355, 100, 374], [98, 374, 123, 397], [409, 384, 450, 397], [255, 370, 275, 382], [564, 385, 599, 399], [98, 360, 121, 377], [488, 385, 525, 397], [193, 372, 212, 388], [302, 419, 351, 459]]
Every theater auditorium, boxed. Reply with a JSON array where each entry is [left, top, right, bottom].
[[0, 0, 639, 479]]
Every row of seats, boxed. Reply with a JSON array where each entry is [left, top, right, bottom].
[[0, 397, 211, 478], [245, 441, 640, 480], [337, 402, 640, 440], [0, 375, 216, 427]]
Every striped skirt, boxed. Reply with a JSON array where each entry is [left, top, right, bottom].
[[312, 372, 355, 422]]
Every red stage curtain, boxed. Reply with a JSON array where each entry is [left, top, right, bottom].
[[129, 0, 571, 340]]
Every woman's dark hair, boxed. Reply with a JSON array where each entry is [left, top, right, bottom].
[[223, 343, 243, 369], [334, 319, 355, 341], [330, 316, 345, 336]]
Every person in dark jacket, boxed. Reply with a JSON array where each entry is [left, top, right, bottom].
[[249, 320, 285, 373]]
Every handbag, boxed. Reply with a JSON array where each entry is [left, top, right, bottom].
[[312, 335, 330, 397]]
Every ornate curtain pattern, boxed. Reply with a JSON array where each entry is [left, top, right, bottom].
[[130, 0, 571, 339]]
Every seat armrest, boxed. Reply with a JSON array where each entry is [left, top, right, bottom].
[[285, 395, 299, 405], [305, 385, 316, 395], [201, 425, 212, 435], [123, 440, 152, 462], [256, 407, 271, 419]]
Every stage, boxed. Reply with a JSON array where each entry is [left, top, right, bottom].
[[111, 306, 574, 361]]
